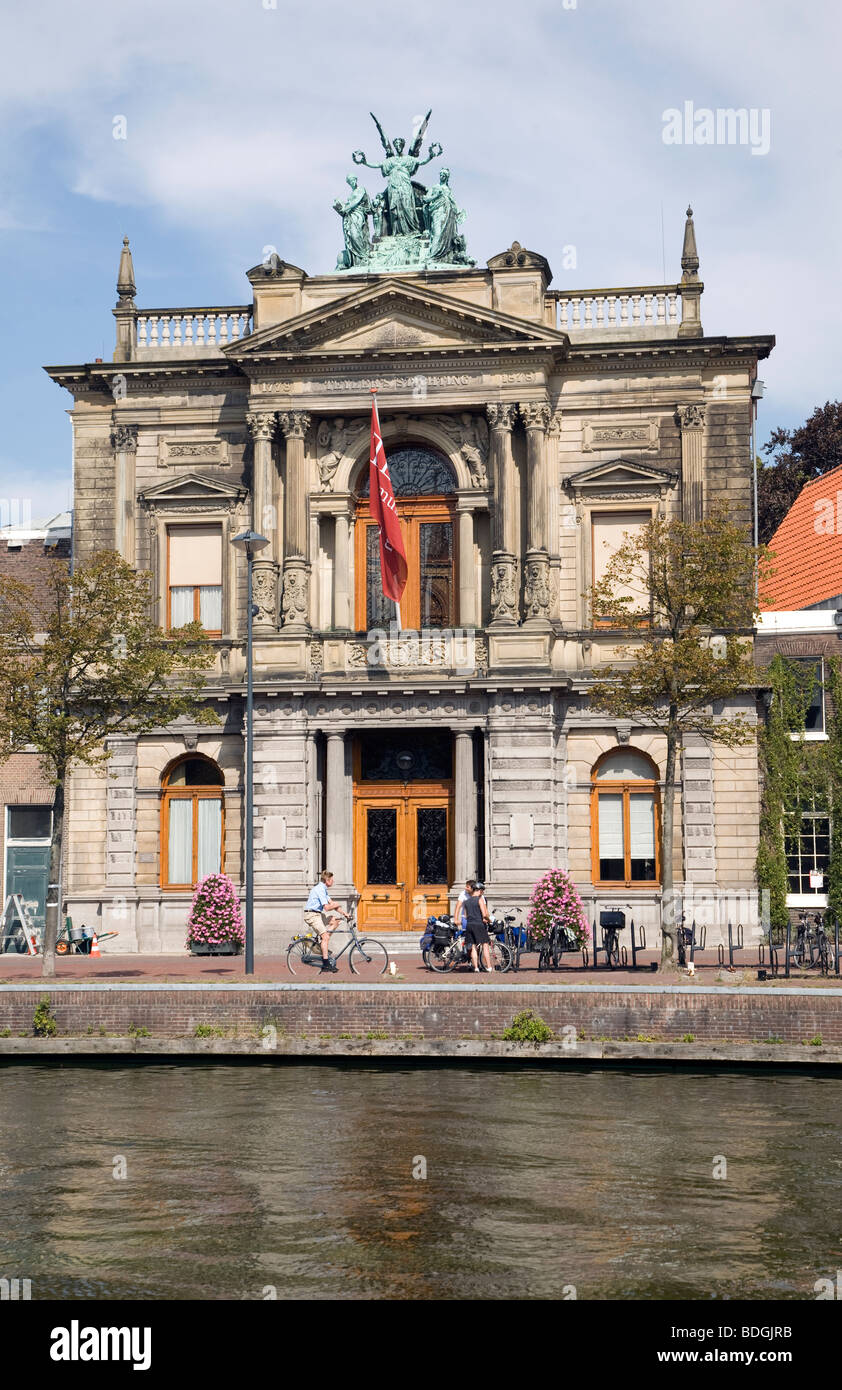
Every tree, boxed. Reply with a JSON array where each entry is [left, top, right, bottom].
[[757, 400, 842, 543], [587, 503, 763, 973], [0, 551, 218, 977]]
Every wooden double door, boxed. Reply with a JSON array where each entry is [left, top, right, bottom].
[[354, 788, 453, 931]]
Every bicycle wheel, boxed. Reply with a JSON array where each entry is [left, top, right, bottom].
[[487, 939, 512, 973], [286, 939, 315, 976], [349, 937, 390, 979], [608, 936, 620, 968], [429, 944, 457, 973], [819, 937, 831, 976]]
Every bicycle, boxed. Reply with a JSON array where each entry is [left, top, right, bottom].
[[428, 922, 512, 973], [286, 903, 390, 979], [793, 911, 834, 974]]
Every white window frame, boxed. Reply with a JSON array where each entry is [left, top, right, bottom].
[[3, 804, 53, 905]]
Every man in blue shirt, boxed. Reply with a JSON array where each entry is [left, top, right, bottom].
[[304, 870, 349, 973]]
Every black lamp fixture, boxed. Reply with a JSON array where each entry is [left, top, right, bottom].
[[396, 750, 414, 782]]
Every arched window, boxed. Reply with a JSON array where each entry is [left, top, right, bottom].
[[355, 445, 457, 631], [161, 756, 224, 889], [590, 749, 660, 887]]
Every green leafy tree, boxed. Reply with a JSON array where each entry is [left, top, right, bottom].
[[757, 400, 842, 543], [587, 503, 763, 972], [0, 551, 218, 977]]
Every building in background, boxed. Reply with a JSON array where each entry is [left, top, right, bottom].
[[0, 513, 71, 930], [44, 130, 773, 951], [758, 464, 842, 913]]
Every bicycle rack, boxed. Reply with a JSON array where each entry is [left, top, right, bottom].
[[717, 921, 743, 969]]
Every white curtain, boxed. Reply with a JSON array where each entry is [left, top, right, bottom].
[[170, 586, 194, 627], [629, 794, 655, 858], [168, 799, 193, 884], [598, 794, 624, 859], [197, 798, 222, 879], [199, 586, 222, 630]]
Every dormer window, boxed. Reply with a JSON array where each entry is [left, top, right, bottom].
[[167, 525, 222, 634]]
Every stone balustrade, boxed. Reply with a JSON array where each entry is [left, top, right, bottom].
[[135, 307, 252, 356], [549, 285, 682, 339]]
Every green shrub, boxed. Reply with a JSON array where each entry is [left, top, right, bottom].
[[194, 1024, 225, 1039], [804, 1035, 823, 1047], [33, 995, 58, 1038], [502, 1010, 554, 1044], [128, 1024, 150, 1038], [682, 1033, 696, 1043]]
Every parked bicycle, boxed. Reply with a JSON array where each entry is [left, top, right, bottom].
[[286, 903, 390, 978], [427, 916, 512, 973], [793, 911, 834, 974], [538, 920, 585, 971]]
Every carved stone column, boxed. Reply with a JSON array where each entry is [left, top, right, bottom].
[[520, 401, 551, 624], [456, 499, 478, 629], [453, 730, 477, 885], [279, 410, 312, 631], [677, 404, 706, 523], [246, 411, 279, 631], [334, 502, 352, 630], [325, 731, 353, 887], [111, 423, 138, 562], [487, 402, 518, 624]]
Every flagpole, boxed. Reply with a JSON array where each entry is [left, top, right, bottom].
[[370, 387, 406, 634]]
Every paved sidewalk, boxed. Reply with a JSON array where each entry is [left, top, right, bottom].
[[0, 946, 820, 987]]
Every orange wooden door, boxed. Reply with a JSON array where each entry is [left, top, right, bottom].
[[353, 792, 452, 930]]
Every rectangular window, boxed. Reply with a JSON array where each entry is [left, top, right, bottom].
[[789, 658, 826, 734], [628, 794, 657, 881], [591, 510, 650, 622], [785, 804, 831, 896], [7, 806, 52, 841], [168, 525, 222, 634], [418, 522, 454, 629], [598, 793, 625, 881], [366, 526, 397, 630]]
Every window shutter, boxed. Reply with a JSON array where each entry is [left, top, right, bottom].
[[169, 526, 222, 586]]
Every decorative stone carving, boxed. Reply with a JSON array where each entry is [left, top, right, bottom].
[[523, 552, 551, 620], [158, 436, 231, 469], [582, 419, 659, 453], [309, 641, 324, 677], [440, 412, 489, 487], [281, 562, 310, 626], [474, 636, 489, 675], [486, 402, 517, 431], [676, 404, 706, 431], [111, 424, 138, 451], [246, 411, 277, 442], [315, 417, 366, 491], [490, 554, 519, 623], [252, 563, 278, 627], [519, 401, 551, 431], [278, 410, 311, 440]]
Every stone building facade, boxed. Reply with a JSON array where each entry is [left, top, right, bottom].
[[46, 207, 773, 951]]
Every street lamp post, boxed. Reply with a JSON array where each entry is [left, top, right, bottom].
[[231, 529, 269, 975]]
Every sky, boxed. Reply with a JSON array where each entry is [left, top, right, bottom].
[[1, 0, 840, 523]]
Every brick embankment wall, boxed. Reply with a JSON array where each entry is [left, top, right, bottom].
[[0, 983, 840, 1044]]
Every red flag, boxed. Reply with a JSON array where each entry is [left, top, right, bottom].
[[368, 393, 408, 604]]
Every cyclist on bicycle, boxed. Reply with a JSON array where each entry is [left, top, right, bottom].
[[304, 870, 348, 974]]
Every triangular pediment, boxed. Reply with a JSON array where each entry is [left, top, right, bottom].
[[223, 277, 568, 362], [563, 458, 678, 491], [138, 472, 245, 505]]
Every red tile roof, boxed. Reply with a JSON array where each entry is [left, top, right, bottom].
[[761, 464, 842, 611]]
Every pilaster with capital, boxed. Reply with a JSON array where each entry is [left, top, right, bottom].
[[676, 403, 707, 523], [279, 410, 312, 631], [246, 411, 279, 631], [111, 423, 138, 562], [487, 403, 519, 624], [520, 401, 552, 626]]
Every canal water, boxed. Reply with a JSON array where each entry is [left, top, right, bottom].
[[1, 1063, 839, 1300]]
